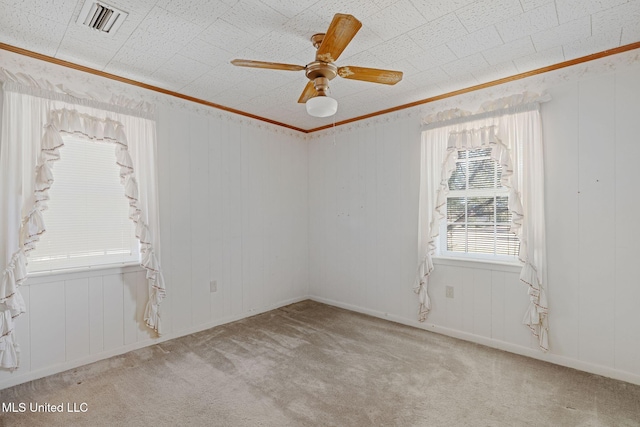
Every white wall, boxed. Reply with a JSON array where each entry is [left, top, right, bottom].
[[308, 64, 640, 385], [0, 106, 309, 389], [544, 68, 640, 379], [156, 108, 309, 333], [308, 118, 421, 317]]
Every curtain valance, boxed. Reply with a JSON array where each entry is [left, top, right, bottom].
[[422, 92, 551, 129], [0, 67, 154, 119]]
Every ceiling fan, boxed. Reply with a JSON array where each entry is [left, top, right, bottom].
[[230, 13, 403, 118]]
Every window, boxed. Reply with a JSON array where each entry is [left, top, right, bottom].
[[418, 103, 547, 347], [28, 136, 139, 272], [439, 147, 519, 260]]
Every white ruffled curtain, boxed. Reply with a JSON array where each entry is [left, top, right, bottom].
[[0, 82, 165, 370], [416, 97, 548, 351]]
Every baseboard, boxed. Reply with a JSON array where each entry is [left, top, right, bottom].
[[309, 295, 640, 387], [0, 295, 307, 390], [4, 294, 639, 390]]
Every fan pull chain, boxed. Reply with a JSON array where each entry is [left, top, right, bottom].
[[332, 113, 337, 145], [330, 88, 337, 146]]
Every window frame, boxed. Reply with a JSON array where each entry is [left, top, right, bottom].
[[436, 147, 520, 264]]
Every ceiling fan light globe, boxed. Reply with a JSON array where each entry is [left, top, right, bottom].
[[306, 96, 338, 117]]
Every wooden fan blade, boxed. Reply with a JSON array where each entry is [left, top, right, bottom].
[[231, 59, 305, 71], [298, 81, 318, 103], [316, 14, 362, 63], [337, 66, 403, 85]]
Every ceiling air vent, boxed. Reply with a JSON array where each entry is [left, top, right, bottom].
[[76, 1, 128, 35]]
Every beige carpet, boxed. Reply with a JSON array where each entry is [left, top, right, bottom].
[[1, 300, 639, 426]]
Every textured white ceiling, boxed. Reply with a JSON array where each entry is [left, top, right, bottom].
[[1, 0, 639, 130]]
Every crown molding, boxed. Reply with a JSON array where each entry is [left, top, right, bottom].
[[0, 43, 308, 134], [2, 41, 640, 135], [306, 42, 640, 133]]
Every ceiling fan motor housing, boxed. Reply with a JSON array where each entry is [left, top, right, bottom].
[[305, 61, 337, 95], [305, 61, 337, 80]]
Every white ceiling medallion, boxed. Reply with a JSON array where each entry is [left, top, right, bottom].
[[76, 1, 128, 35]]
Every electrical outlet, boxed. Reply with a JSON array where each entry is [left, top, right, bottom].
[[446, 286, 454, 298], [210, 280, 217, 293]]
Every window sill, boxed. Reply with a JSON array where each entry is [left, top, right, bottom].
[[26, 262, 143, 285], [432, 256, 523, 273]]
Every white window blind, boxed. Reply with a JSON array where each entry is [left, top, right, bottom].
[[441, 147, 519, 259], [28, 136, 139, 272]]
